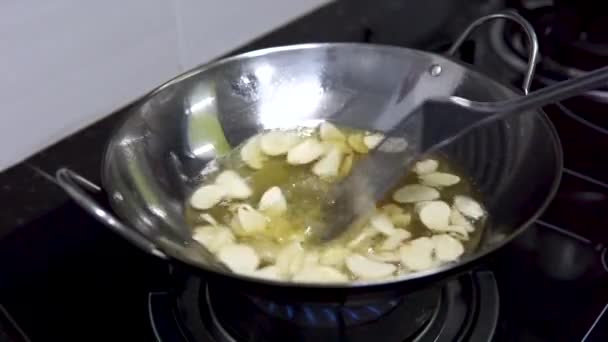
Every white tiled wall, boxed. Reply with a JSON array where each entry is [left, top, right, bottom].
[[0, 0, 328, 171]]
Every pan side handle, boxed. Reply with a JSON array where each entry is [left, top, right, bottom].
[[56, 168, 168, 259], [446, 10, 539, 94]]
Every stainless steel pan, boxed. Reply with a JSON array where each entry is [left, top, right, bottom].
[[56, 11, 562, 303]]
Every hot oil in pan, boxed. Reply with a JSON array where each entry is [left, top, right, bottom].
[[185, 124, 487, 281]]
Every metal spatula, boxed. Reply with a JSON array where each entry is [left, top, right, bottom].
[[315, 65, 608, 243]]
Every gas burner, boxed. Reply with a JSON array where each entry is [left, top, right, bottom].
[[149, 272, 499, 342]]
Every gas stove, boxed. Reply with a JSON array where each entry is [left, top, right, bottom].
[[1, 1, 607, 341]]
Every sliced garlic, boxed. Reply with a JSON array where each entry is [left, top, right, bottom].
[[236, 205, 268, 233], [453, 195, 485, 220], [347, 134, 369, 153], [312, 145, 343, 177], [346, 254, 396, 279], [413, 159, 439, 175], [248, 239, 281, 263], [393, 184, 440, 203], [259, 131, 301, 156], [391, 213, 412, 228], [249, 265, 283, 281], [217, 244, 260, 273], [319, 122, 346, 142], [378, 229, 411, 251], [418, 200, 451, 230], [276, 242, 305, 277], [363, 133, 384, 149], [258, 186, 287, 216], [347, 226, 380, 249], [432, 234, 464, 262], [319, 247, 350, 267], [240, 135, 266, 169], [370, 213, 396, 235], [380, 203, 404, 216], [199, 213, 219, 226], [190, 184, 226, 210], [368, 251, 401, 263], [215, 170, 252, 199], [292, 265, 349, 283], [339, 153, 354, 177], [399, 237, 435, 271], [286, 138, 325, 165], [449, 207, 475, 232], [434, 225, 469, 240], [419, 172, 461, 187]]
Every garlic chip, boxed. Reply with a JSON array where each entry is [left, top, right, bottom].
[[363, 133, 384, 149], [286, 138, 325, 165], [215, 170, 252, 199], [370, 213, 396, 235], [319, 247, 350, 267], [413, 159, 439, 175], [393, 184, 440, 203], [346, 254, 397, 279], [449, 207, 475, 232], [399, 237, 435, 271], [419, 172, 461, 187], [417, 200, 451, 230], [378, 229, 412, 251], [240, 135, 266, 169], [319, 122, 346, 142], [217, 244, 260, 273], [347, 134, 369, 153], [312, 146, 343, 177], [193, 225, 235, 253], [292, 265, 348, 283], [191, 184, 226, 210], [236, 205, 268, 233], [432, 234, 464, 262], [453, 195, 485, 220], [258, 186, 287, 216], [260, 131, 301, 156]]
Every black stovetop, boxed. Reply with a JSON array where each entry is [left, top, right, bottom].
[[1, 1, 607, 341]]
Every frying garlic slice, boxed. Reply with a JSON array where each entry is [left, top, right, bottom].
[[413, 159, 439, 175], [276, 242, 305, 277], [319, 247, 350, 267], [417, 200, 451, 230], [377, 137, 408, 153], [249, 266, 283, 281], [453, 195, 485, 220], [399, 237, 435, 271], [347, 134, 369, 153], [199, 213, 219, 226], [215, 170, 252, 199], [391, 213, 412, 228], [363, 133, 384, 149], [258, 186, 287, 216], [259, 131, 301, 156], [190, 184, 226, 210], [419, 172, 461, 187], [236, 205, 268, 233], [449, 207, 475, 232], [346, 254, 397, 279], [319, 122, 346, 142], [286, 138, 325, 165], [368, 251, 401, 263], [217, 244, 260, 273], [393, 184, 440, 203], [193, 225, 236, 253], [240, 135, 266, 169], [378, 229, 412, 251], [347, 226, 380, 249], [370, 213, 396, 235], [433, 225, 469, 241], [432, 234, 464, 262], [339, 153, 354, 177], [312, 145, 343, 177], [292, 265, 348, 283]]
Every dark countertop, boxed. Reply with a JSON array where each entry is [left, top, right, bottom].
[[0, 0, 485, 240]]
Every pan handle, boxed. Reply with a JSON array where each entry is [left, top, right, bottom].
[[446, 10, 539, 94], [56, 168, 168, 259]]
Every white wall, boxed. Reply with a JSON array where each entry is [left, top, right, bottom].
[[0, 0, 328, 171]]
